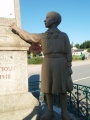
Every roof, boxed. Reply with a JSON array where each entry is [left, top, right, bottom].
[[72, 49, 87, 52]]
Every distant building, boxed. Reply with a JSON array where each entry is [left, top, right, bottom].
[[72, 47, 89, 59]]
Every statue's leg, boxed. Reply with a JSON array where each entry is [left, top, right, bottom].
[[60, 93, 73, 120], [41, 93, 54, 120]]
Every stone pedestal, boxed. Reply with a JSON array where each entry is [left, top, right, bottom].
[[0, 0, 39, 119], [0, 47, 39, 120]]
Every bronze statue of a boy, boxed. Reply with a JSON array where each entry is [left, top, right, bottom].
[[11, 11, 73, 120]]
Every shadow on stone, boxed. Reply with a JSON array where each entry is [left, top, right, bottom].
[[28, 74, 40, 100], [22, 106, 39, 120], [38, 103, 61, 120]]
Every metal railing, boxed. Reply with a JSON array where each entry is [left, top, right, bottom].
[[28, 81, 90, 120], [67, 84, 90, 120]]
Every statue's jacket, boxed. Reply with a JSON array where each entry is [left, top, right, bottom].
[[40, 28, 73, 94], [18, 27, 73, 94]]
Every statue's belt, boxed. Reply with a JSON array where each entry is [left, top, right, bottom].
[[44, 53, 65, 58]]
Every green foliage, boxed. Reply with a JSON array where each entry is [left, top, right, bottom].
[[72, 54, 86, 60], [74, 40, 90, 49], [87, 48, 90, 53], [80, 54, 85, 60], [74, 43, 80, 49], [28, 55, 44, 64], [72, 55, 82, 61], [80, 40, 90, 49]]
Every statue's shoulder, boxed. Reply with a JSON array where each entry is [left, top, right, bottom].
[[60, 31, 67, 36], [59, 31, 69, 39]]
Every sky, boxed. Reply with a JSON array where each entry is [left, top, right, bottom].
[[20, 0, 90, 45]]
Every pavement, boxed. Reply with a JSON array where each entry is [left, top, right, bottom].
[[72, 59, 90, 67]]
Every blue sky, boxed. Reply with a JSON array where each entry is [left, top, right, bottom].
[[20, 0, 90, 45]]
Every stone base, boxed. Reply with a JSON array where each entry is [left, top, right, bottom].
[[0, 92, 39, 120]]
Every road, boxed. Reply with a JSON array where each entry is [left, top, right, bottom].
[[28, 59, 90, 87], [72, 64, 90, 86]]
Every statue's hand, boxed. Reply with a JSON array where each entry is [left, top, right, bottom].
[[10, 22, 17, 29], [10, 23, 17, 34]]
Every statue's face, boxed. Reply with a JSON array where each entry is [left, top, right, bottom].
[[44, 13, 56, 28]]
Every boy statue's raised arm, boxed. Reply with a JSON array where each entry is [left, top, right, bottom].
[[10, 23, 42, 43]]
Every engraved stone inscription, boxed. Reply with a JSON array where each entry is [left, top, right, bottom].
[[0, 0, 15, 18], [0, 51, 28, 95], [0, 66, 15, 79]]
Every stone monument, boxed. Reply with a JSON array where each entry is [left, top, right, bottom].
[[0, 0, 39, 120], [11, 11, 73, 120]]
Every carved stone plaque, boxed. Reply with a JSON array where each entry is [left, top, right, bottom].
[[0, 0, 15, 18], [0, 51, 28, 95]]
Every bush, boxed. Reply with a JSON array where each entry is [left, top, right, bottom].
[[87, 48, 90, 53], [72, 55, 82, 61], [28, 55, 44, 64]]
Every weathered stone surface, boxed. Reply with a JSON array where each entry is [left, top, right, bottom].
[[0, 0, 30, 47], [0, 1, 38, 119], [0, 33, 30, 47], [0, 0, 21, 27], [0, 50, 28, 95], [0, 18, 16, 26], [0, 109, 38, 120], [0, 48, 39, 120], [0, 93, 39, 120]]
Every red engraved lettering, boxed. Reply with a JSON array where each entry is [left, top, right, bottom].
[[2, 67, 4, 71], [8, 67, 12, 71], [2, 75, 5, 79], [0, 66, 15, 71], [5, 74, 7, 79], [4, 67, 8, 71], [0, 74, 11, 79], [0, 67, 4, 71], [8, 74, 11, 79]]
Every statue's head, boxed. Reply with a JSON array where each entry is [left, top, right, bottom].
[[44, 11, 62, 28]]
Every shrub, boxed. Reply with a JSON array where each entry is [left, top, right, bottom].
[[87, 48, 90, 53], [28, 55, 44, 64], [72, 55, 82, 61]]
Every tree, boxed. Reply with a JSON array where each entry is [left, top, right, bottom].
[[75, 43, 80, 49], [87, 48, 90, 53], [80, 40, 90, 49], [29, 43, 42, 56]]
